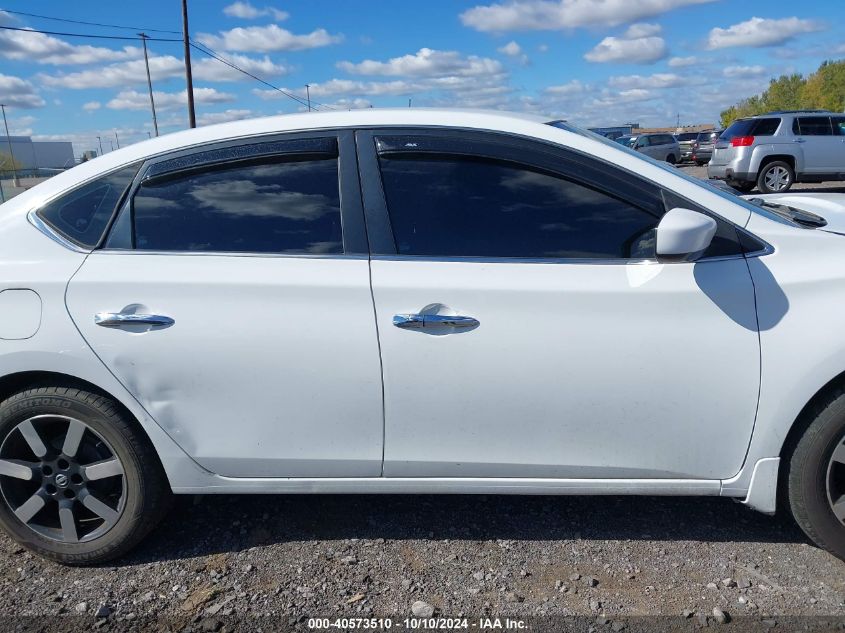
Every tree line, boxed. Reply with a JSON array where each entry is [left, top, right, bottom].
[[720, 59, 845, 128]]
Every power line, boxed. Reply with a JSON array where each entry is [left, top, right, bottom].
[[0, 8, 181, 34], [190, 40, 335, 111], [0, 24, 181, 42]]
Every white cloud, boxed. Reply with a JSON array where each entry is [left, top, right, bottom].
[[460, 0, 715, 31], [0, 73, 45, 108], [197, 109, 255, 125], [106, 88, 236, 111], [624, 23, 662, 38], [609, 72, 686, 89], [544, 80, 585, 96], [196, 24, 341, 52], [668, 55, 699, 67], [722, 65, 767, 78], [337, 48, 503, 77], [585, 34, 667, 63], [0, 25, 141, 65], [498, 40, 529, 65], [83, 101, 101, 112], [5, 114, 35, 136], [38, 53, 288, 89], [223, 2, 288, 20], [707, 17, 824, 50], [301, 98, 372, 112]]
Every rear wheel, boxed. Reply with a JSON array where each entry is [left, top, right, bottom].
[[666, 154, 677, 164], [0, 386, 170, 564], [757, 161, 794, 193], [786, 388, 845, 560]]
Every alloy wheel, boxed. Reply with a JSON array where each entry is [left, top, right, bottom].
[[826, 436, 845, 524], [0, 415, 125, 543], [764, 166, 791, 191]]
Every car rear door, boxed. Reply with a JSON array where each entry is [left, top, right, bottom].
[[65, 132, 385, 478], [793, 117, 839, 174], [358, 129, 761, 481]]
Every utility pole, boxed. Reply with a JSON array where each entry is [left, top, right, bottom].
[[408, 98, 412, 108], [138, 33, 159, 137], [305, 84, 311, 112], [96, 136, 103, 155], [114, 130, 120, 149], [109, 141, 114, 151], [181, 0, 196, 128], [0, 104, 19, 186]]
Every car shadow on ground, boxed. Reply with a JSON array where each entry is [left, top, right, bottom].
[[119, 494, 809, 566]]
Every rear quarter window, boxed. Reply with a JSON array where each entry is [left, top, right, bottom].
[[36, 163, 140, 248]]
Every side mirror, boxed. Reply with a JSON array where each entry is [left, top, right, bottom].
[[655, 208, 717, 261]]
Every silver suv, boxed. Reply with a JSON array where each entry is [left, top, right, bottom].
[[615, 133, 680, 164], [708, 110, 845, 193]]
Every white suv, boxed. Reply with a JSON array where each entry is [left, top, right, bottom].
[[708, 110, 845, 193]]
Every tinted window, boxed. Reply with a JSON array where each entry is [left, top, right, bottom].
[[795, 116, 833, 135], [721, 118, 780, 139], [132, 157, 342, 254], [677, 133, 698, 141], [833, 117, 845, 136], [378, 155, 661, 259], [660, 135, 676, 145], [36, 163, 139, 247]]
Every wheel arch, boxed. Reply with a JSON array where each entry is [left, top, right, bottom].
[[0, 370, 207, 490], [756, 154, 797, 175]]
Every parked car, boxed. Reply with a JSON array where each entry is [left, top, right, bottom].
[[708, 110, 845, 193], [691, 130, 721, 166], [614, 132, 680, 163], [675, 132, 700, 163], [5, 109, 845, 564]]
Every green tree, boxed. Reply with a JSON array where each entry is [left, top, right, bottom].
[[719, 59, 845, 128], [802, 60, 845, 112], [0, 151, 22, 174]]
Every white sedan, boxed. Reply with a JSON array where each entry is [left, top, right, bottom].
[[1, 109, 845, 564]]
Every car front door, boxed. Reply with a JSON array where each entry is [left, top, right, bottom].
[[358, 130, 760, 481], [66, 132, 384, 478]]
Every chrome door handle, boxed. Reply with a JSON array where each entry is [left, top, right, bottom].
[[94, 312, 175, 327], [393, 314, 479, 329]]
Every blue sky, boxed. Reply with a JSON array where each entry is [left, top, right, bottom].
[[0, 0, 843, 155]]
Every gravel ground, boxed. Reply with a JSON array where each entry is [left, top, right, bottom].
[[1, 494, 844, 630], [2, 163, 844, 632]]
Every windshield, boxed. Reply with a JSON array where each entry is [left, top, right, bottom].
[[546, 119, 805, 227], [677, 133, 698, 141], [615, 135, 636, 147]]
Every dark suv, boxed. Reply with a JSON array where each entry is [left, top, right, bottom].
[[691, 130, 721, 166], [708, 110, 845, 192]]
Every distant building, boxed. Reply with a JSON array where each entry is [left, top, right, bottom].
[[0, 136, 75, 171]]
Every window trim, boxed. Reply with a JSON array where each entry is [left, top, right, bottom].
[[356, 127, 758, 264], [100, 129, 367, 257]]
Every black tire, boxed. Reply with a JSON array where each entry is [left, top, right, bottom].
[[666, 154, 677, 165], [786, 387, 845, 560], [0, 386, 170, 565], [757, 160, 795, 193], [730, 181, 756, 193], [695, 161, 706, 166]]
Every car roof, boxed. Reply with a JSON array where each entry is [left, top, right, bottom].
[[753, 110, 836, 117]]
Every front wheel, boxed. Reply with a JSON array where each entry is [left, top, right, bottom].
[[757, 161, 795, 193], [786, 388, 845, 560], [0, 386, 170, 564]]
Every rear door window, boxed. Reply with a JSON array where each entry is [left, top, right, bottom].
[[795, 117, 834, 135]]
